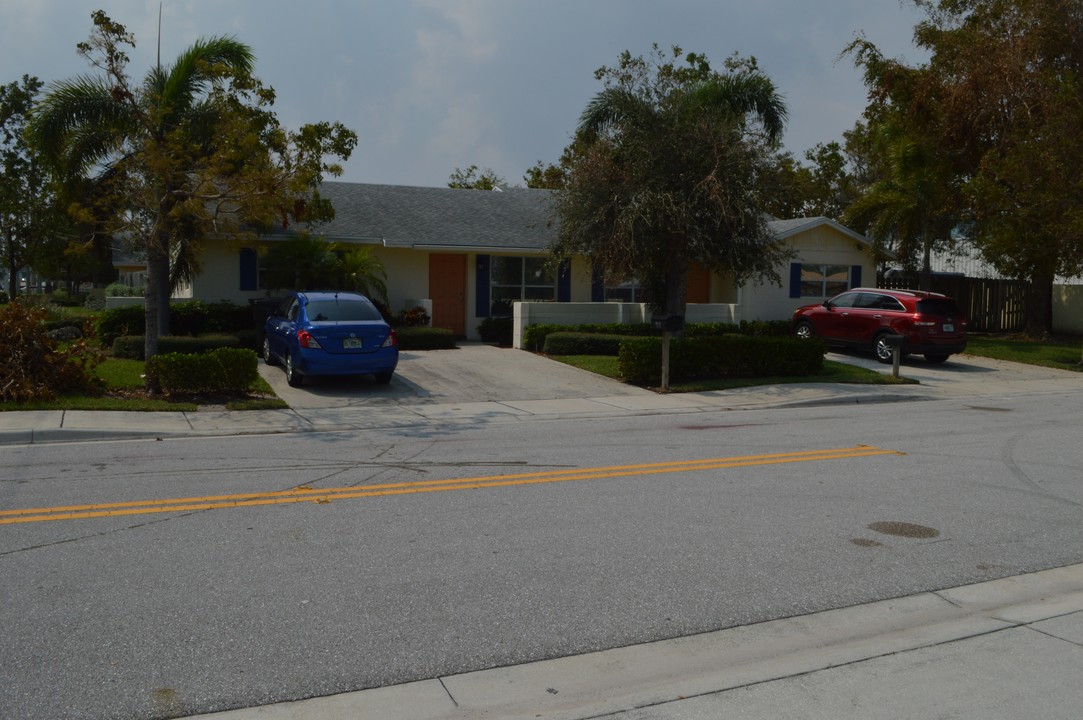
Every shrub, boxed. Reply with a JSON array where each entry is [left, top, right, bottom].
[[394, 305, 431, 328], [145, 347, 259, 395], [96, 305, 145, 348], [0, 300, 103, 402], [396, 326, 457, 350], [618, 335, 826, 386], [542, 332, 626, 356], [112, 334, 245, 360], [104, 282, 142, 297], [523, 322, 655, 351], [477, 316, 513, 345]]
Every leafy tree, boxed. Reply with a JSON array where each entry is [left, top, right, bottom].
[[847, 0, 1083, 336], [340, 246, 388, 305], [842, 124, 958, 289], [448, 164, 507, 190], [28, 11, 357, 387], [550, 45, 792, 318], [0, 75, 68, 300], [761, 142, 858, 221], [260, 236, 388, 306]]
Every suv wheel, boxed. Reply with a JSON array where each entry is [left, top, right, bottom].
[[793, 320, 815, 340], [873, 333, 897, 364]]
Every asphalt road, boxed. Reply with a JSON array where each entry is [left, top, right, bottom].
[[2, 384, 1081, 719]]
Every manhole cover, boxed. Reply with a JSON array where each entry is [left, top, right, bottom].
[[867, 521, 940, 539]]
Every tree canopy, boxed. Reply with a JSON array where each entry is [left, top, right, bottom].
[[549, 45, 793, 317], [27, 11, 357, 383], [847, 0, 1083, 335]]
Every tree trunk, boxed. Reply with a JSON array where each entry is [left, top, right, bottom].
[[143, 234, 170, 394], [919, 226, 933, 292]]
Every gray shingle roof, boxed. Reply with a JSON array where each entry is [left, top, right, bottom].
[[288, 181, 557, 251]]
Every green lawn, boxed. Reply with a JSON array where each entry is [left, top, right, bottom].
[[3, 355, 285, 412], [549, 355, 916, 391], [964, 334, 1082, 371], [552, 333, 1083, 392]]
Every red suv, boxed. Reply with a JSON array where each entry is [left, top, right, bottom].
[[792, 288, 967, 364]]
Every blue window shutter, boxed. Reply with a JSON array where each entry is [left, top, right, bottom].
[[851, 265, 862, 289], [789, 263, 802, 298], [557, 261, 571, 302], [591, 268, 605, 302], [239, 248, 258, 291], [475, 254, 490, 318]]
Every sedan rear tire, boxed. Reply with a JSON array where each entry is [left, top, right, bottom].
[[285, 353, 303, 387], [262, 336, 278, 366]]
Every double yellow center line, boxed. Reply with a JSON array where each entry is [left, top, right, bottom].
[[1, 446, 900, 525]]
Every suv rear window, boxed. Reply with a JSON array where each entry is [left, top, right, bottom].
[[916, 298, 961, 316], [306, 299, 383, 322]]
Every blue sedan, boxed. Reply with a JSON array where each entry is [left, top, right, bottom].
[[263, 291, 399, 387]]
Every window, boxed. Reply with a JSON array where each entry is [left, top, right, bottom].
[[490, 256, 555, 313], [801, 264, 850, 298], [604, 277, 646, 302]]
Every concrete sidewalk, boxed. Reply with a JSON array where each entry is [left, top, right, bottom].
[[192, 562, 1083, 719], [0, 381, 929, 445], [1, 348, 1079, 445]]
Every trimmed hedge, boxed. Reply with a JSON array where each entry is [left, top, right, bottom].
[[95, 300, 258, 348], [542, 332, 626, 356], [523, 322, 655, 351], [522, 319, 792, 352], [112, 334, 245, 360], [145, 347, 259, 394], [618, 335, 826, 385], [396, 326, 457, 350]]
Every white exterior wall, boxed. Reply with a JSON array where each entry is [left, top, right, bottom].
[[742, 226, 877, 321], [1053, 285, 1083, 334]]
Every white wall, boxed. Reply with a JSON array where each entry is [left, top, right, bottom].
[[1053, 285, 1083, 334], [743, 225, 877, 321]]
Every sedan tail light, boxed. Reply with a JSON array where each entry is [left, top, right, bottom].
[[381, 330, 398, 348], [297, 330, 322, 349]]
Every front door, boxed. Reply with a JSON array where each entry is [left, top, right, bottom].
[[429, 254, 467, 336]]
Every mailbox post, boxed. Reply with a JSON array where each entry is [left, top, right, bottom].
[[651, 315, 685, 391], [883, 334, 906, 378]]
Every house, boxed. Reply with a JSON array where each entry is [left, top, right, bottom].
[[185, 181, 885, 342]]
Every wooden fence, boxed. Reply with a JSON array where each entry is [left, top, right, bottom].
[[879, 275, 1028, 332]]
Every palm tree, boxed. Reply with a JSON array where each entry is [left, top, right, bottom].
[[28, 11, 255, 369], [557, 49, 791, 319], [340, 247, 388, 306], [843, 126, 955, 290]]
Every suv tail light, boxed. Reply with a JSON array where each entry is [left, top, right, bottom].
[[381, 330, 398, 348], [298, 330, 322, 349]]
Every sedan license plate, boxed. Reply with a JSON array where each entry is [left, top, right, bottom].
[[943, 323, 954, 332], [342, 337, 363, 349]]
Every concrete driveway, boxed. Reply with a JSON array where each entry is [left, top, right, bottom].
[[258, 342, 653, 410]]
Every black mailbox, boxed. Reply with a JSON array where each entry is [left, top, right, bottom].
[[652, 315, 685, 332], [883, 334, 906, 348]]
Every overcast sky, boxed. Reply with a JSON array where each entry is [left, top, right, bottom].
[[1, 1, 929, 188]]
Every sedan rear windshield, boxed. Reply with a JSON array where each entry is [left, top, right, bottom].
[[916, 299, 961, 316], [306, 299, 383, 322]]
